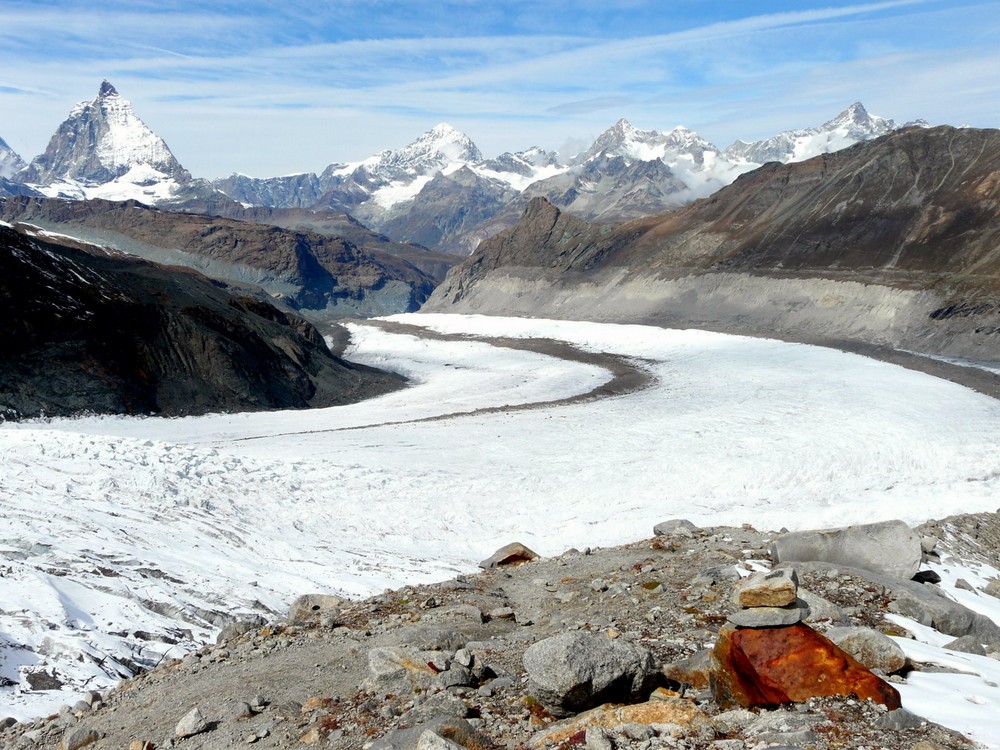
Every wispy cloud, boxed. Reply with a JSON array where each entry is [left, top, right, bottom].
[[0, 0, 994, 177]]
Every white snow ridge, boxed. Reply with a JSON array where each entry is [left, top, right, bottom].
[[2, 315, 1000, 745]]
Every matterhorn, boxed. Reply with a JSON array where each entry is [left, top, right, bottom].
[[18, 80, 191, 201]]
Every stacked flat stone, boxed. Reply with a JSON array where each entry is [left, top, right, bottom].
[[727, 568, 810, 627]]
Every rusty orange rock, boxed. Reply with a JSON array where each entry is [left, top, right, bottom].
[[710, 623, 901, 710]]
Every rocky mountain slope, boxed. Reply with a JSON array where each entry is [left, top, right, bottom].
[[426, 125, 1000, 363], [2, 510, 996, 750], [0, 220, 403, 418], [0, 196, 442, 319]]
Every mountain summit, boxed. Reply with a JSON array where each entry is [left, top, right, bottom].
[[19, 81, 190, 198], [723, 101, 899, 164], [0, 135, 25, 179]]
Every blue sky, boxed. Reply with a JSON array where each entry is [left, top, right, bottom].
[[1, 0, 997, 177]]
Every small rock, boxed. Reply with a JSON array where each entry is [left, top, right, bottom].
[[61, 727, 100, 750], [82, 691, 102, 707], [216, 616, 267, 644], [877, 707, 926, 730], [825, 626, 907, 674], [662, 649, 712, 690], [585, 727, 614, 750], [727, 598, 810, 627], [488, 607, 516, 621], [943, 634, 987, 655], [984, 578, 1000, 599], [912, 570, 942, 584], [955, 578, 977, 593], [416, 729, 466, 749], [920, 536, 938, 554], [591, 579, 609, 592], [732, 568, 798, 609], [128, 741, 154, 750], [434, 665, 474, 689], [174, 707, 210, 738], [479, 542, 539, 569], [287, 594, 346, 626]]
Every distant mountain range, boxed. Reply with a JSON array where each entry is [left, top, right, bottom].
[[426, 125, 1000, 364], [1, 82, 927, 254]]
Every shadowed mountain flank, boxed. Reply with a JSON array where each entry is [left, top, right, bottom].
[[0, 223, 402, 419]]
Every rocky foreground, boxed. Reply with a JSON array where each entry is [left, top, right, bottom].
[[4, 513, 1000, 750]]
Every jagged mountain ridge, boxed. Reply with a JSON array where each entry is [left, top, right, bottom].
[[0, 196, 440, 320], [213, 102, 914, 253], [0, 221, 402, 419], [722, 101, 921, 164], [6, 84, 923, 254], [427, 125, 1000, 363]]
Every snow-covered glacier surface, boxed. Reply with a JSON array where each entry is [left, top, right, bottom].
[[2, 314, 1000, 742]]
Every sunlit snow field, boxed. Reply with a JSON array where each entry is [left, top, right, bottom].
[[2, 314, 1000, 742]]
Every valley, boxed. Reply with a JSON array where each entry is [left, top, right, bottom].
[[1, 72, 999, 748]]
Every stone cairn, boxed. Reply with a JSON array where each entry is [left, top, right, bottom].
[[709, 567, 902, 710]]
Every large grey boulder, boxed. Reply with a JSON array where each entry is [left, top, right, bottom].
[[771, 520, 921, 580], [825, 626, 906, 673], [522, 632, 657, 716]]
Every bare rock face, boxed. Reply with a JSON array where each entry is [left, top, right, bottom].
[[0, 223, 402, 419], [771, 520, 922, 580], [709, 623, 902, 710]]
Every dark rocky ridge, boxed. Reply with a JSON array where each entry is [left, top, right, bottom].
[[427, 126, 1000, 363], [0, 196, 441, 320], [0, 223, 402, 419]]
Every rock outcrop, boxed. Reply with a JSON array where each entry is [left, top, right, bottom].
[[0, 196, 440, 319], [0, 222, 402, 418]]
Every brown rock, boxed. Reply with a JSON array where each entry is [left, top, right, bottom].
[[528, 697, 707, 748], [478, 542, 539, 569], [732, 568, 798, 609], [709, 623, 901, 710], [662, 649, 712, 690]]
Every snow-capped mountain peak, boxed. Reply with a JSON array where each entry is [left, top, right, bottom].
[[19, 81, 190, 198], [821, 101, 894, 138], [0, 135, 26, 179], [370, 122, 483, 180], [584, 118, 664, 162], [722, 101, 898, 165]]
